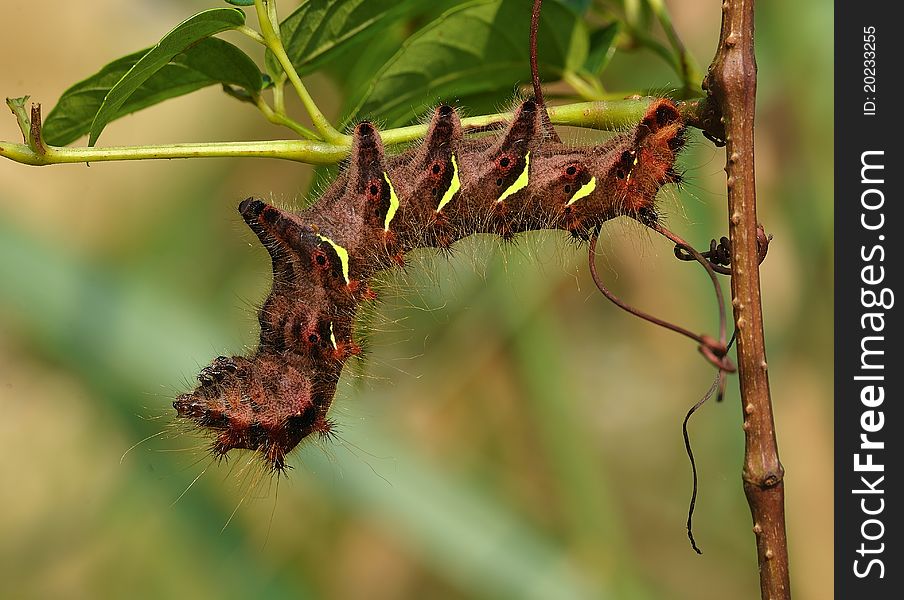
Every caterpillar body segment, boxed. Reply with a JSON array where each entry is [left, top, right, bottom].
[[174, 99, 686, 471]]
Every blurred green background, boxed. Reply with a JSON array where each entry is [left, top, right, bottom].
[[0, 1, 832, 599]]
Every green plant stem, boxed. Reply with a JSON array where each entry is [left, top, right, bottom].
[[253, 0, 348, 144], [632, 28, 676, 70], [607, 1, 702, 97], [647, 0, 703, 95], [563, 71, 606, 101], [254, 94, 319, 139], [0, 138, 344, 166], [232, 20, 311, 138], [1, 98, 716, 167], [235, 24, 266, 45], [272, 75, 287, 114]]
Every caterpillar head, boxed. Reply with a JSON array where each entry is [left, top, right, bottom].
[[613, 98, 685, 223], [549, 98, 685, 236]]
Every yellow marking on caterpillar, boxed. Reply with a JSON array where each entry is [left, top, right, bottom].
[[329, 322, 338, 350], [436, 154, 460, 212], [383, 172, 400, 231], [496, 151, 531, 203], [566, 176, 597, 206], [626, 154, 639, 183], [317, 234, 350, 284]]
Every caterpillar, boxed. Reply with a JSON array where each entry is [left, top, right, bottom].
[[172, 95, 687, 471]]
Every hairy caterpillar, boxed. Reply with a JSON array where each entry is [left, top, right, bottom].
[[173, 96, 686, 471]]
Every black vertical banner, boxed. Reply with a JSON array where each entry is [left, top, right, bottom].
[[835, 2, 902, 596]]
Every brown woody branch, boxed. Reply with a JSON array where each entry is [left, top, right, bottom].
[[702, 0, 791, 598]]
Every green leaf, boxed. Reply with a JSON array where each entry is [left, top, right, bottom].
[[87, 8, 246, 146], [44, 38, 262, 147], [344, 0, 589, 127], [224, 0, 255, 5], [583, 22, 620, 75], [557, 0, 592, 14], [265, 0, 434, 78], [321, 21, 410, 113]]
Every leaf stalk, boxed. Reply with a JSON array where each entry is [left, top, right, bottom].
[[253, 0, 348, 144]]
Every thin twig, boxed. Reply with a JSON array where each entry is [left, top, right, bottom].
[[590, 222, 740, 555], [588, 233, 709, 348], [683, 372, 720, 554], [235, 24, 266, 46], [588, 227, 734, 373], [703, 0, 791, 597], [253, 94, 319, 139], [648, 223, 728, 349]]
